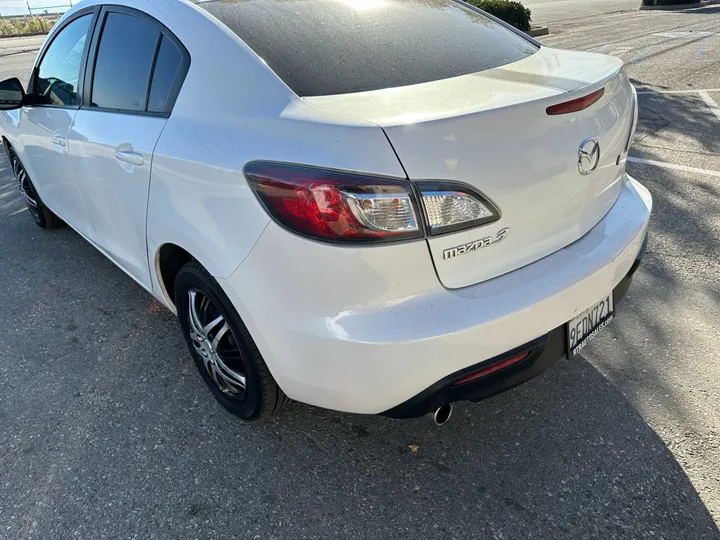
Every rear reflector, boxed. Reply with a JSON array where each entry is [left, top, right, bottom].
[[451, 351, 531, 386], [546, 88, 605, 115]]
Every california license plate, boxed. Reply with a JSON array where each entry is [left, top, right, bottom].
[[567, 295, 614, 357]]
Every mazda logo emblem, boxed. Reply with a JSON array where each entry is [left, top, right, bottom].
[[578, 137, 600, 175]]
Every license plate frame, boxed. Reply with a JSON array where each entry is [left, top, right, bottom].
[[567, 294, 614, 357]]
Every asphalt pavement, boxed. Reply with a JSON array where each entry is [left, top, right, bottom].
[[0, 35, 43, 85], [523, 0, 641, 25], [1, 7, 719, 539]]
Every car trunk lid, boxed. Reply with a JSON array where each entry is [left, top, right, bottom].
[[305, 47, 634, 288]]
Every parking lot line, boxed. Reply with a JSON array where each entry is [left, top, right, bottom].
[[637, 88, 720, 94], [628, 157, 720, 177], [698, 91, 720, 121]]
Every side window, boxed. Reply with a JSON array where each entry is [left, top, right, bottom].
[[91, 12, 160, 111], [147, 37, 184, 114], [36, 14, 92, 107]]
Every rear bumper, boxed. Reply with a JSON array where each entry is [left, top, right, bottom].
[[383, 237, 647, 418], [219, 176, 652, 415]]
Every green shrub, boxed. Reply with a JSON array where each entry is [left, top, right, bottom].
[[465, 0, 532, 32], [26, 17, 54, 34], [0, 19, 17, 36], [0, 17, 55, 36]]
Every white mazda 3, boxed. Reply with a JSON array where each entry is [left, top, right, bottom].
[[0, 0, 651, 422]]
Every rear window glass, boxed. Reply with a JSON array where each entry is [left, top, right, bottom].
[[197, 0, 538, 97]]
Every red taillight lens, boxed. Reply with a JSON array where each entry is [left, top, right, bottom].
[[245, 162, 422, 243], [546, 88, 605, 115]]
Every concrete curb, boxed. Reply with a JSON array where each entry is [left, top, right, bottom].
[[640, 0, 720, 9], [527, 26, 550, 37], [0, 32, 48, 39]]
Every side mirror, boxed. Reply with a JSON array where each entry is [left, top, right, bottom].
[[0, 78, 26, 111]]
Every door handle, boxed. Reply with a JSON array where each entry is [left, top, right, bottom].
[[115, 149, 144, 167], [51, 134, 66, 147]]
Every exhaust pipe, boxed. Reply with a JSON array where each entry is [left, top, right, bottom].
[[432, 404, 453, 426]]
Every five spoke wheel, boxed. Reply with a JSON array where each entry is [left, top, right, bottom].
[[175, 260, 289, 420]]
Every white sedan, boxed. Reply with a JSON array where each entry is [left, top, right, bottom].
[[0, 0, 651, 423]]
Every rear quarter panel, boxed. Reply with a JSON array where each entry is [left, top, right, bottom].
[[141, 0, 407, 304], [147, 104, 409, 283]]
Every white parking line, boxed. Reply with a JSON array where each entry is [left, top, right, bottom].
[[628, 157, 720, 178], [637, 88, 720, 94], [628, 47, 649, 65], [652, 31, 716, 38], [698, 91, 720, 121]]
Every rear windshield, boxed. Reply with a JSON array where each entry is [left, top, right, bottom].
[[196, 0, 538, 97]]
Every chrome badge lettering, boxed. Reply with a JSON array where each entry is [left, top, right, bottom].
[[443, 228, 509, 260]]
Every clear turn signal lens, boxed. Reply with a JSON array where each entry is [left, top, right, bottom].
[[343, 192, 419, 233], [421, 189, 499, 235]]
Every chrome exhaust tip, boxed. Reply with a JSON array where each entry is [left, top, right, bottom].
[[432, 404, 453, 426]]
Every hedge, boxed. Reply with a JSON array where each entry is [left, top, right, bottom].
[[465, 0, 532, 32]]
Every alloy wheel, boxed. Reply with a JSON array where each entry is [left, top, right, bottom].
[[11, 154, 42, 224], [187, 289, 247, 395]]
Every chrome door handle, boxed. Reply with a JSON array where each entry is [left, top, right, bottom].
[[51, 135, 66, 146], [115, 150, 144, 167]]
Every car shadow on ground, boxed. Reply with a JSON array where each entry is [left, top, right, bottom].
[[577, 86, 720, 522], [680, 5, 720, 15], [0, 152, 718, 539]]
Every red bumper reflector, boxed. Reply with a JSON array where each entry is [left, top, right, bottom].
[[546, 88, 605, 115], [452, 351, 531, 386]]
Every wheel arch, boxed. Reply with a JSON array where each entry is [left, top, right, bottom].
[[154, 243, 196, 310], [152, 233, 249, 310], [2, 136, 19, 164]]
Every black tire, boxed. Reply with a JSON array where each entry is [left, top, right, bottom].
[[9, 149, 63, 230], [175, 260, 289, 421]]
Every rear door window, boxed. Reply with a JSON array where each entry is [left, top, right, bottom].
[[90, 12, 160, 111], [147, 37, 185, 113], [197, 0, 538, 97]]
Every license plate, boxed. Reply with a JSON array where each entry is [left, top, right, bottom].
[[567, 294, 614, 357]]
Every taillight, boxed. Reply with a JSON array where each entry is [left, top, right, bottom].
[[246, 163, 501, 243], [245, 162, 422, 243], [419, 182, 500, 236], [546, 88, 605, 115]]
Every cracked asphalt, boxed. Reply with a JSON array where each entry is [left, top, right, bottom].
[[1, 6, 719, 539]]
